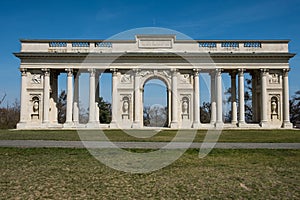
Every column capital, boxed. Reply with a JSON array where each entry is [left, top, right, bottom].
[[20, 68, 27, 76], [193, 68, 201, 76], [110, 68, 118, 76], [283, 68, 290, 76], [170, 69, 178, 76], [65, 68, 73, 76], [88, 68, 96, 76], [238, 68, 245, 75], [229, 70, 237, 77], [73, 71, 81, 78], [216, 68, 223, 76], [42, 68, 50, 76], [110, 68, 118, 72], [260, 68, 269, 75]]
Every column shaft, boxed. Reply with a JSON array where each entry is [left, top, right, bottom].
[[283, 69, 292, 128], [260, 69, 268, 127], [19, 69, 27, 123], [73, 72, 79, 124], [210, 72, 216, 124], [43, 69, 50, 123], [111, 70, 118, 125], [238, 69, 245, 125], [230, 71, 237, 124], [193, 70, 201, 128], [133, 70, 141, 127], [171, 70, 178, 128], [89, 69, 96, 123], [216, 69, 223, 127], [66, 69, 73, 124]]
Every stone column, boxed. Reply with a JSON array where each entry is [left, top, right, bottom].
[[230, 71, 237, 125], [170, 69, 178, 128], [210, 71, 216, 124], [251, 71, 257, 122], [19, 69, 27, 124], [260, 69, 268, 127], [193, 69, 201, 128], [88, 68, 96, 123], [73, 71, 80, 124], [110, 69, 118, 128], [42, 69, 50, 124], [95, 71, 100, 123], [282, 69, 293, 128], [238, 69, 245, 126], [132, 69, 141, 128], [65, 69, 73, 125], [216, 69, 223, 127]]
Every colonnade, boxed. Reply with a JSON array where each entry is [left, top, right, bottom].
[[19, 67, 292, 129]]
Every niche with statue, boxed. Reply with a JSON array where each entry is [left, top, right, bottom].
[[181, 97, 189, 119], [31, 96, 40, 121], [270, 96, 279, 120], [122, 96, 130, 119]]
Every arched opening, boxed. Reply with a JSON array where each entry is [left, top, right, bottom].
[[143, 78, 168, 127]]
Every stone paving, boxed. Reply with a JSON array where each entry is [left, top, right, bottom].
[[0, 140, 299, 149]]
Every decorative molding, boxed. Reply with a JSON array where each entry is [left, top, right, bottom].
[[268, 73, 280, 84], [180, 74, 191, 84], [121, 74, 131, 83]]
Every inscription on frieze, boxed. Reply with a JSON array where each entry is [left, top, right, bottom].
[[139, 40, 172, 48]]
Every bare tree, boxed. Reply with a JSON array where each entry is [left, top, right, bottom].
[[0, 93, 6, 106], [0, 98, 20, 129], [290, 90, 300, 126]]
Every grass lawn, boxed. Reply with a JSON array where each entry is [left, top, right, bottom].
[[0, 148, 299, 199], [0, 129, 300, 143]]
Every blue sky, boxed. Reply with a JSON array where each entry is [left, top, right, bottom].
[[0, 0, 299, 107]]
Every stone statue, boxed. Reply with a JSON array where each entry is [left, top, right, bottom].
[[271, 99, 277, 114], [182, 100, 188, 114], [33, 101, 39, 113], [123, 100, 129, 114]]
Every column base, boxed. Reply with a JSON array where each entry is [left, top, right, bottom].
[[192, 122, 202, 129], [109, 122, 118, 129], [231, 121, 238, 126], [215, 122, 224, 128], [132, 121, 141, 129], [86, 122, 101, 129], [210, 121, 216, 125], [170, 121, 178, 129], [64, 122, 75, 128], [16, 122, 28, 129], [260, 121, 269, 128], [282, 121, 293, 129], [238, 121, 247, 127]]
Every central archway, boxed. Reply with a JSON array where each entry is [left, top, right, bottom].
[[142, 78, 170, 127]]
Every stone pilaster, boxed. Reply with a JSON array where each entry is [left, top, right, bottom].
[[110, 69, 118, 128], [282, 69, 293, 128], [19, 68, 28, 124], [192, 69, 201, 128], [170, 69, 178, 128], [42, 69, 50, 124], [132, 69, 141, 128], [260, 69, 268, 127]]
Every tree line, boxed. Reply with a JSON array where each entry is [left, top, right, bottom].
[[1, 89, 300, 129]]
